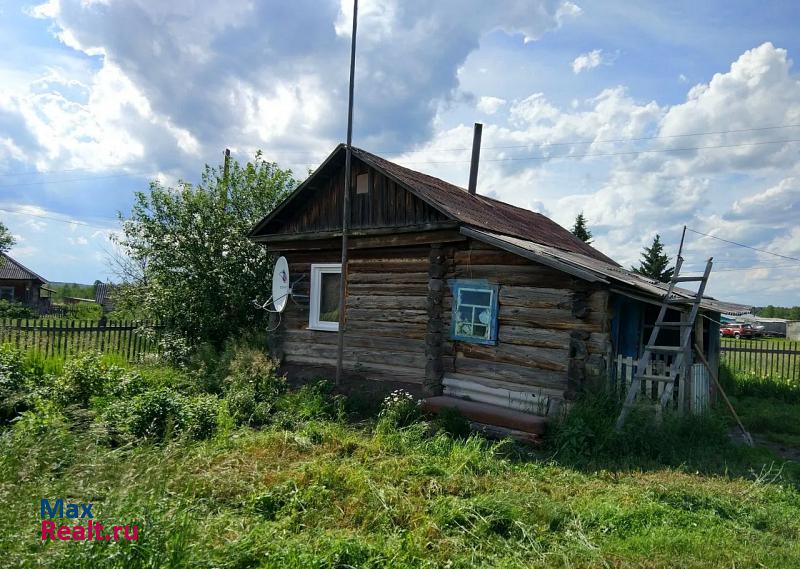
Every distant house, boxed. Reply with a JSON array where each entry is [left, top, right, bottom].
[[248, 144, 751, 435], [94, 282, 117, 314], [0, 252, 50, 310]]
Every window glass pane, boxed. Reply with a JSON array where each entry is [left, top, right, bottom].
[[0, 288, 13, 301], [460, 289, 491, 307], [319, 273, 340, 322], [452, 282, 497, 343]]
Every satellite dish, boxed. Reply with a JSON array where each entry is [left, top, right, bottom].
[[272, 256, 290, 312]]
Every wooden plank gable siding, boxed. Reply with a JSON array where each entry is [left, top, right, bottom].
[[272, 246, 434, 384], [442, 239, 611, 401], [272, 160, 448, 235]]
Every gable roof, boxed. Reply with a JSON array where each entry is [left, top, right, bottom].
[[463, 227, 753, 315], [0, 253, 47, 283], [249, 144, 617, 265]]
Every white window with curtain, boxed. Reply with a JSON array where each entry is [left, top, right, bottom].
[[308, 263, 342, 331]]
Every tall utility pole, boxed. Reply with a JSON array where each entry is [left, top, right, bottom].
[[335, 0, 358, 385], [221, 148, 231, 210]]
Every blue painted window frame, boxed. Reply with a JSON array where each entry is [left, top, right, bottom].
[[449, 280, 499, 345]]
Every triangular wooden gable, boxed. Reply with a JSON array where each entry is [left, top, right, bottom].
[[250, 149, 449, 238]]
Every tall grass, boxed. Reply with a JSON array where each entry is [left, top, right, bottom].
[[3, 351, 800, 567]]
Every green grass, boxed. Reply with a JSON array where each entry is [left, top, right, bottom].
[[3, 354, 800, 568], [3, 418, 800, 568]]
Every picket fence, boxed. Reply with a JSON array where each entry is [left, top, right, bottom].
[[0, 319, 162, 362]]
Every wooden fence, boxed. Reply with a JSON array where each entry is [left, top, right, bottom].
[[720, 338, 800, 381], [611, 354, 710, 413], [0, 319, 162, 362]]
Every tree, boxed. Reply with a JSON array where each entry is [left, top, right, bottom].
[[0, 221, 15, 255], [571, 212, 593, 244], [631, 234, 674, 283], [113, 151, 296, 347]]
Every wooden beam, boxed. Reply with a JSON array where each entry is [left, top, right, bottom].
[[252, 221, 460, 243]]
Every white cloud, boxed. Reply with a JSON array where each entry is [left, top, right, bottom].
[[477, 96, 507, 115], [572, 49, 604, 74], [393, 42, 800, 304], [4, 0, 576, 176]]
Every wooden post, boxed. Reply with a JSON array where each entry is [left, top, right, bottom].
[[335, 0, 358, 386]]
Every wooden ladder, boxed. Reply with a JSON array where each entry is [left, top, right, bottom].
[[615, 254, 713, 430]]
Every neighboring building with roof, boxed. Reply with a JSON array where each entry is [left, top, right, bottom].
[[0, 252, 49, 310], [248, 144, 751, 436], [94, 282, 117, 314]]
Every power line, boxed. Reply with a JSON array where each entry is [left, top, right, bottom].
[[3, 122, 800, 177], [386, 122, 800, 155], [686, 227, 800, 263], [0, 172, 146, 189], [398, 138, 800, 165], [0, 208, 116, 230]]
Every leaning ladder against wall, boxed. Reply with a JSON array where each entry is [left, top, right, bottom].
[[615, 250, 714, 429]]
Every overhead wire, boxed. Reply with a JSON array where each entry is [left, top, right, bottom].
[[2, 121, 800, 178], [685, 227, 800, 263]]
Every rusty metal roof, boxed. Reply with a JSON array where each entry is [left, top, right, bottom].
[[463, 228, 753, 314], [249, 144, 616, 265], [0, 253, 47, 283], [353, 147, 617, 265]]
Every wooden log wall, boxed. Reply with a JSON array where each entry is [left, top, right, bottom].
[[273, 246, 432, 384], [444, 240, 611, 408]]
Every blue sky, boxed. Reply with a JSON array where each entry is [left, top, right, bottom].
[[0, 0, 799, 305]]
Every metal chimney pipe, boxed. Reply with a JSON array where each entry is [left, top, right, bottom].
[[467, 122, 482, 195]]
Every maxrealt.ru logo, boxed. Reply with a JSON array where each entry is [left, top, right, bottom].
[[40, 499, 138, 542]]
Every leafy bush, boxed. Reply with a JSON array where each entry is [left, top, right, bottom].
[[376, 390, 422, 433], [125, 388, 190, 439], [56, 351, 122, 407], [0, 345, 28, 423], [224, 347, 286, 426], [106, 387, 221, 442], [0, 300, 36, 319], [186, 395, 222, 440]]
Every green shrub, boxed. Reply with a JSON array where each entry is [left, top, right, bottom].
[[125, 387, 191, 439], [186, 395, 222, 440], [56, 351, 122, 407], [106, 387, 220, 442], [224, 347, 286, 426], [0, 300, 36, 319], [0, 345, 28, 423], [376, 389, 422, 434]]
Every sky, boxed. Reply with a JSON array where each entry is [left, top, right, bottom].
[[0, 0, 799, 306]]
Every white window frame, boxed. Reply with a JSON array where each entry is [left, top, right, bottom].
[[308, 263, 342, 331]]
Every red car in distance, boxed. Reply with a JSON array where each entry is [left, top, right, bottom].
[[720, 323, 759, 339]]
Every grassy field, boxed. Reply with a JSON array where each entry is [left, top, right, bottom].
[[2, 347, 800, 568]]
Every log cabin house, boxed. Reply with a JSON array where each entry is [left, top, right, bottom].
[[248, 144, 750, 436], [0, 252, 51, 312]]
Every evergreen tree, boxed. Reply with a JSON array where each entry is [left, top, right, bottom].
[[571, 212, 593, 244], [631, 234, 674, 283]]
